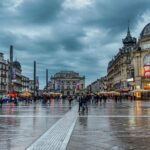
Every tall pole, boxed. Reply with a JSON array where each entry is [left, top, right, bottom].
[[9, 45, 13, 93], [46, 69, 48, 91], [34, 61, 36, 102]]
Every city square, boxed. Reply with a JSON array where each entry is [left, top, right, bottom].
[[0, 0, 150, 149], [1, 100, 150, 149]]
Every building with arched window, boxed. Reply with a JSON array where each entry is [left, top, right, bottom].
[[107, 23, 150, 98], [107, 26, 137, 92], [131, 23, 150, 91], [50, 71, 85, 96]]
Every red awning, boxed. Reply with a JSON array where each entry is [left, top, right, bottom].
[[7, 91, 17, 97]]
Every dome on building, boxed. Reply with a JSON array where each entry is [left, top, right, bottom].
[[122, 27, 136, 46], [141, 23, 150, 37], [54, 71, 80, 78], [13, 60, 21, 69]]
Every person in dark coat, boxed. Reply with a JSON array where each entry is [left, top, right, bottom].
[[0, 98, 3, 107], [78, 94, 84, 112]]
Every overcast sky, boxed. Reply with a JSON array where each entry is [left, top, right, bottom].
[[0, 0, 150, 89]]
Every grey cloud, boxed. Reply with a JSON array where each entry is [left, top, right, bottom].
[[67, 0, 150, 36], [0, 31, 16, 48], [0, 0, 149, 88], [60, 36, 83, 51], [18, 0, 65, 24]]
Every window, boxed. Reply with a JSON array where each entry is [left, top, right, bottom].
[[142, 43, 150, 49], [144, 53, 150, 65]]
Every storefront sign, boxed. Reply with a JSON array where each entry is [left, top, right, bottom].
[[144, 65, 150, 77], [127, 78, 134, 82], [144, 82, 150, 90]]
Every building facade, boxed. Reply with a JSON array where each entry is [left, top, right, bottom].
[[107, 27, 137, 92], [29, 80, 34, 92], [107, 23, 150, 97], [12, 61, 22, 92], [0, 53, 8, 96], [86, 76, 107, 93], [50, 71, 85, 96], [0, 47, 33, 95], [99, 76, 108, 91], [29, 78, 39, 96], [21, 75, 30, 91], [130, 23, 150, 91], [86, 79, 100, 93]]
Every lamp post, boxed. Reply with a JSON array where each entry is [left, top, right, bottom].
[[33, 61, 36, 102], [46, 69, 48, 92]]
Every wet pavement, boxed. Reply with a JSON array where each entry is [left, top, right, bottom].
[[0, 99, 75, 150], [67, 100, 150, 150], [1, 100, 150, 150]]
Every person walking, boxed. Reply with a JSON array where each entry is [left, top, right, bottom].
[[0, 98, 3, 107], [78, 94, 84, 112], [68, 95, 73, 107]]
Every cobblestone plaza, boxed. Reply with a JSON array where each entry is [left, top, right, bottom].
[[1, 100, 150, 150]]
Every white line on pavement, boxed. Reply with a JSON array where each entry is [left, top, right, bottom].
[[0, 115, 63, 118], [78, 115, 150, 118]]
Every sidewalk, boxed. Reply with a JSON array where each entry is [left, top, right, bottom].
[[26, 105, 78, 150], [67, 101, 150, 150], [0, 100, 76, 150]]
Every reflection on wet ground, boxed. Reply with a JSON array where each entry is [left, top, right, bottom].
[[1, 100, 150, 150], [0, 99, 75, 150], [67, 100, 150, 150]]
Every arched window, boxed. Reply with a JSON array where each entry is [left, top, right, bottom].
[[144, 53, 150, 66]]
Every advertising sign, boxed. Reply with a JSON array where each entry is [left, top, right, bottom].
[[12, 68, 16, 82], [76, 83, 80, 91], [144, 65, 150, 77]]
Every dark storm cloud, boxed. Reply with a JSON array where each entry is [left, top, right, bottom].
[[75, 0, 150, 35], [60, 35, 83, 51], [0, 31, 15, 48], [18, 0, 65, 24], [0, 0, 150, 88]]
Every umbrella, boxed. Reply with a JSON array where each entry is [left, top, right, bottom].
[[20, 91, 32, 97]]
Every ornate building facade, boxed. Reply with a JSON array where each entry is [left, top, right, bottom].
[[12, 61, 22, 92], [50, 71, 85, 96], [0, 53, 8, 96], [107, 23, 150, 98], [21, 75, 30, 91], [86, 76, 107, 93], [107, 27, 136, 92], [131, 23, 150, 91]]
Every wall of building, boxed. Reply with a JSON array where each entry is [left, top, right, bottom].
[[50, 71, 85, 96]]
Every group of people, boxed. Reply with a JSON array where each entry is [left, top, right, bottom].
[[77, 93, 135, 113], [0, 93, 134, 109], [77, 94, 110, 113], [78, 94, 89, 113]]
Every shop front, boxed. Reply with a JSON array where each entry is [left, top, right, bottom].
[[144, 82, 150, 90]]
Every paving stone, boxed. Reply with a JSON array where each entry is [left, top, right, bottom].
[[26, 105, 78, 150]]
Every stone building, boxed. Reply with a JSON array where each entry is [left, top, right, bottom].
[[0, 53, 8, 96], [130, 23, 150, 91], [21, 75, 30, 91], [29, 80, 34, 92], [29, 78, 39, 95], [50, 71, 85, 96], [107, 23, 150, 98], [99, 76, 108, 91], [86, 76, 107, 93], [86, 79, 100, 94], [12, 61, 22, 92], [107, 27, 136, 92]]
